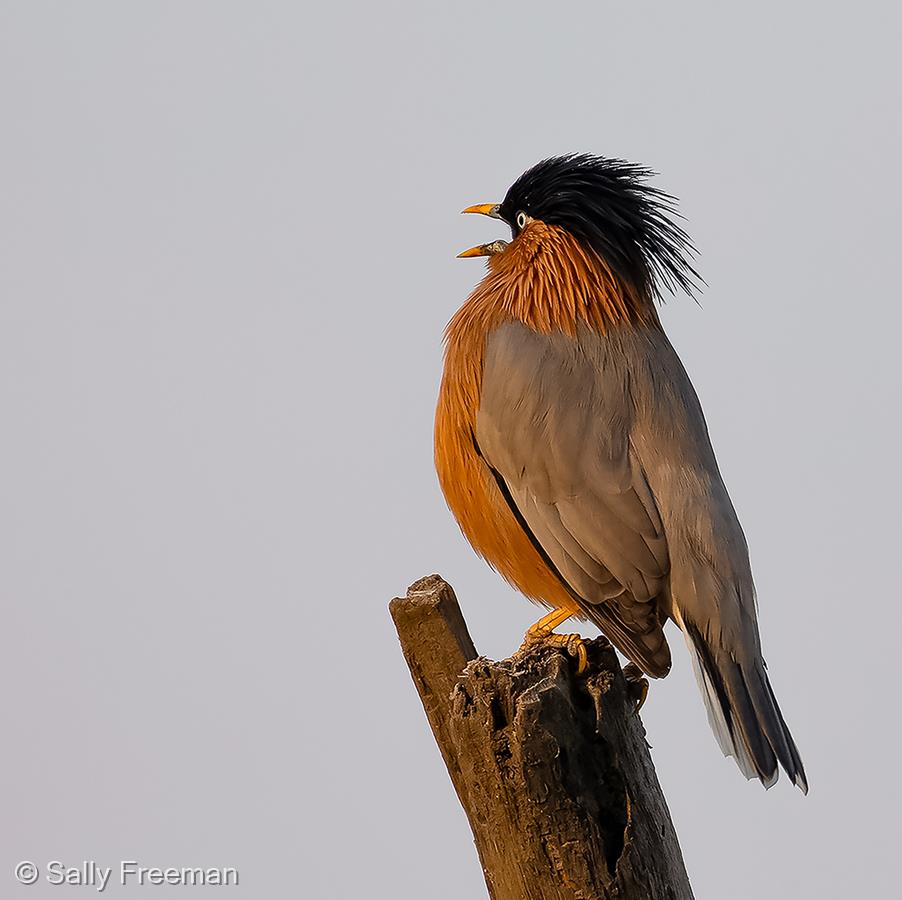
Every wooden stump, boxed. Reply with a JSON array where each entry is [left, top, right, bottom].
[[390, 574, 693, 900]]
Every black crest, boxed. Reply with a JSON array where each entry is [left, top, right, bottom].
[[498, 154, 702, 301]]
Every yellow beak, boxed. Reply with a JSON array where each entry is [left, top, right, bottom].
[[457, 244, 491, 258], [457, 240, 509, 259], [459, 203, 506, 258], [461, 203, 503, 219]]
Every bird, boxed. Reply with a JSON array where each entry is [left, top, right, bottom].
[[434, 154, 807, 792]]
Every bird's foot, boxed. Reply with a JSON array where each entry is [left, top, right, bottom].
[[512, 606, 588, 674], [540, 632, 588, 674], [623, 662, 649, 713]]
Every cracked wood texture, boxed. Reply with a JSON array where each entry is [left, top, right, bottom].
[[390, 574, 693, 900]]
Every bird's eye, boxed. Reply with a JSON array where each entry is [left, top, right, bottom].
[[516, 211, 528, 230]]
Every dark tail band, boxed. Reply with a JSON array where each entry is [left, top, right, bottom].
[[684, 622, 808, 793]]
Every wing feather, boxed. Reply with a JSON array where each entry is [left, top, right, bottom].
[[475, 320, 672, 676]]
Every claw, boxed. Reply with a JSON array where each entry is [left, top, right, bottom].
[[566, 634, 588, 674], [524, 632, 588, 674], [515, 606, 588, 674], [623, 662, 649, 713]]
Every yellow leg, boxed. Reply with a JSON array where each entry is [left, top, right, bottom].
[[518, 606, 588, 674], [526, 606, 575, 639]]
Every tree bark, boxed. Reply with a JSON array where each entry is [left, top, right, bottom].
[[390, 574, 694, 900]]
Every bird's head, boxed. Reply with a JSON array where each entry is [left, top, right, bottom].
[[459, 154, 700, 302]]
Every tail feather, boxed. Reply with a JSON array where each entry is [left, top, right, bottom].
[[756, 668, 808, 789], [684, 623, 808, 793]]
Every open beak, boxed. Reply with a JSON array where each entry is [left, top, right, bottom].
[[459, 203, 506, 258]]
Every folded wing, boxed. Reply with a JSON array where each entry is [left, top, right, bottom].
[[475, 320, 672, 676]]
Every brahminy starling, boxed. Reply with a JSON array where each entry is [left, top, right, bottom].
[[435, 154, 807, 791]]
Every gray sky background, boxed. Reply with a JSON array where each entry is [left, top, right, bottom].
[[2, 2, 900, 897]]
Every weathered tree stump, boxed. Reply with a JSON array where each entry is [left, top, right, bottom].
[[390, 574, 693, 900]]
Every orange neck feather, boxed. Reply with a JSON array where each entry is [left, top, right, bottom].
[[447, 221, 660, 344]]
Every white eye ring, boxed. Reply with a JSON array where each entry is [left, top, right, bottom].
[[516, 211, 528, 230]]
